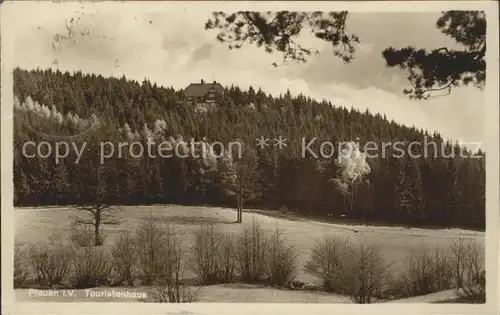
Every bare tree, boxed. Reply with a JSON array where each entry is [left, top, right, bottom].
[[71, 127, 122, 246], [219, 143, 261, 223], [71, 199, 121, 246]]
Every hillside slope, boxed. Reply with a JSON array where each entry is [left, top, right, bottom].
[[13, 68, 485, 229]]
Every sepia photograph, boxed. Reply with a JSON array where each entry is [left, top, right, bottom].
[[1, 1, 499, 314]]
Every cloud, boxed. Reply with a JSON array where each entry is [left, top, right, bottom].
[[193, 43, 213, 61], [10, 6, 485, 144]]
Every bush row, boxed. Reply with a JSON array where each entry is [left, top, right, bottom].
[[14, 218, 485, 303], [304, 233, 485, 302]]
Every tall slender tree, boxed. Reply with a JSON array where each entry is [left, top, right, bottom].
[[219, 143, 261, 223]]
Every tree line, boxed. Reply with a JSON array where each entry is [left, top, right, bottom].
[[13, 68, 485, 229]]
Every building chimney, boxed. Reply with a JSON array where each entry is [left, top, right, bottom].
[[201, 79, 204, 84]]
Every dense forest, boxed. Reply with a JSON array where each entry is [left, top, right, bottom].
[[13, 68, 485, 229]]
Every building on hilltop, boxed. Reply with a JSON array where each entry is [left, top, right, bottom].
[[183, 79, 224, 113]]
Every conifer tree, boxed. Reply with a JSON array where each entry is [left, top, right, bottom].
[[394, 156, 426, 222]]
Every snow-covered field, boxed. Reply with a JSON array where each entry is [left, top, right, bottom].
[[15, 284, 351, 303], [14, 205, 484, 303], [14, 285, 462, 303]]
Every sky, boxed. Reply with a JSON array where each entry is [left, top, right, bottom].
[[11, 3, 486, 145]]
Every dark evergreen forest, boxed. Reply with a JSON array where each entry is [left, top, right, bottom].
[[13, 68, 485, 230]]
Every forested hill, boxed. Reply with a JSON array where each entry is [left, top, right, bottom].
[[13, 68, 485, 229]]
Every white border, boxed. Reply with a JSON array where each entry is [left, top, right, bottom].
[[1, 1, 499, 315]]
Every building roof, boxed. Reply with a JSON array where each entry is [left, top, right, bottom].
[[184, 81, 224, 97]]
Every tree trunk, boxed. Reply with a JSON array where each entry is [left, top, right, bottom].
[[238, 202, 241, 223], [351, 183, 361, 224], [126, 268, 133, 286], [349, 185, 355, 214], [239, 201, 243, 223], [94, 209, 101, 246], [236, 199, 239, 223], [237, 197, 243, 223]]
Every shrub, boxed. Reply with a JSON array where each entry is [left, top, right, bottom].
[[304, 233, 352, 293], [96, 233, 106, 246], [235, 218, 269, 283], [111, 231, 137, 286], [449, 234, 470, 289], [135, 216, 192, 296], [69, 227, 95, 247], [341, 236, 390, 303], [28, 233, 74, 287], [448, 235, 485, 290], [191, 221, 298, 286], [155, 225, 200, 303], [70, 227, 107, 247], [14, 244, 30, 288], [190, 223, 224, 285], [458, 270, 485, 303], [156, 282, 201, 303], [135, 216, 169, 285], [390, 237, 485, 299], [190, 222, 238, 284], [457, 237, 485, 302], [305, 234, 390, 303], [463, 237, 485, 288], [161, 224, 184, 283], [395, 245, 453, 297], [217, 233, 237, 283], [266, 225, 299, 286], [72, 245, 112, 288]]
